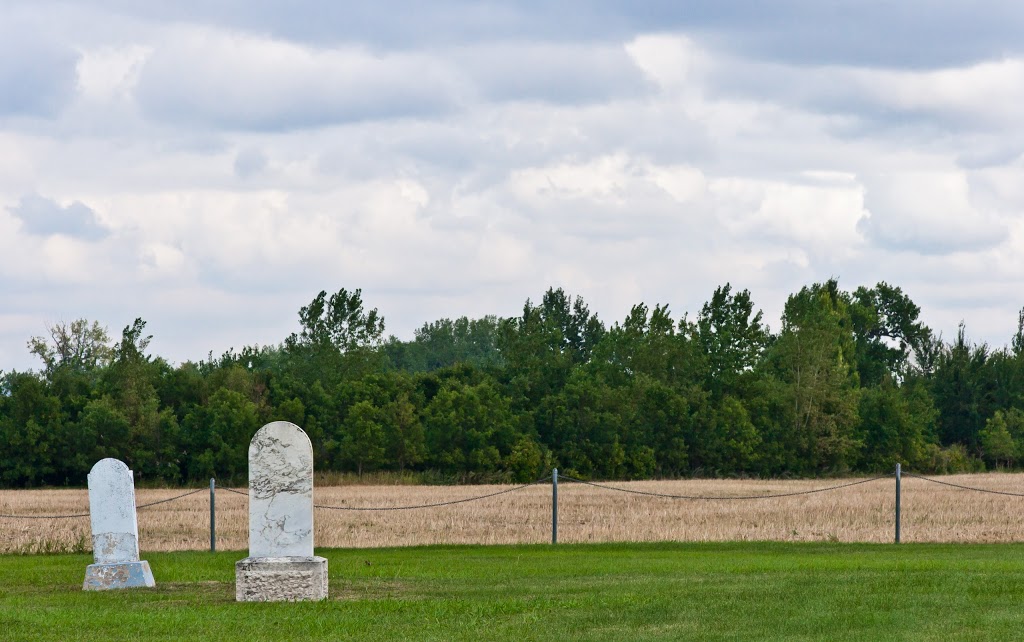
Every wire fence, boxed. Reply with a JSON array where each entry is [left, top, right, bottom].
[[558, 474, 891, 501], [901, 472, 1024, 497], [0, 486, 209, 520], [4, 467, 1024, 551], [313, 476, 553, 511]]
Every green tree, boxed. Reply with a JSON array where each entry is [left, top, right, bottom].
[[0, 372, 60, 486], [423, 380, 518, 477], [99, 319, 170, 478], [979, 411, 1016, 468], [498, 288, 605, 414], [27, 319, 114, 431], [695, 395, 761, 474], [66, 397, 131, 477], [535, 288, 606, 365], [182, 388, 260, 481], [850, 283, 930, 386], [629, 377, 694, 476], [548, 373, 631, 479], [763, 280, 861, 473], [157, 361, 207, 423], [696, 284, 771, 398], [930, 323, 994, 448], [986, 346, 1024, 415], [856, 377, 934, 471], [593, 303, 703, 388], [1012, 307, 1024, 358], [284, 288, 387, 386], [287, 288, 385, 351], [384, 391, 426, 471], [275, 397, 306, 427], [27, 319, 112, 376], [341, 400, 387, 476], [505, 435, 547, 482], [385, 316, 503, 372]]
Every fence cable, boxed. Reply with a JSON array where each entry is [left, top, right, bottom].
[[0, 510, 89, 520], [136, 487, 207, 509], [558, 474, 891, 500], [902, 472, 1024, 497], [313, 476, 552, 511], [218, 477, 553, 511], [0, 486, 208, 519], [9, 471, 1024, 520]]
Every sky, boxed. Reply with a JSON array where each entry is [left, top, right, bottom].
[[2, 0, 1024, 371]]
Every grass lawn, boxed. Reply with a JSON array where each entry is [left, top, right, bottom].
[[1, 542, 1022, 641]]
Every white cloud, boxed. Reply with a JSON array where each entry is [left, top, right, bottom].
[[75, 45, 149, 104], [710, 176, 866, 251], [456, 41, 651, 104], [134, 28, 464, 130], [0, 17, 80, 117], [858, 170, 1008, 254], [509, 153, 638, 205], [7, 193, 109, 240], [3, 2, 1024, 372], [853, 58, 1024, 127], [626, 34, 707, 94]]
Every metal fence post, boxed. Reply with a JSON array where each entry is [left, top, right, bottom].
[[210, 478, 216, 553], [552, 468, 558, 545], [895, 463, 901, 544]]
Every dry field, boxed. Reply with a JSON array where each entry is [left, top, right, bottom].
[[3, 473, 1024, 554]]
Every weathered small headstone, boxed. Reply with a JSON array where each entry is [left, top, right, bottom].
[[83, 458, 156, 590], [235, 421, 328, 601]]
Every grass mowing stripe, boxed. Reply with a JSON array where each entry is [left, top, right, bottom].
[[1, 542, 1024, 641]]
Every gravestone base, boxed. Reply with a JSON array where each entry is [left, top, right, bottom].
[[235, 556, 328, 602], [83, 560, 155, 590]]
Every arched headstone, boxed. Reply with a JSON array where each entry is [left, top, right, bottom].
[[83, 458, 156, 590], [235, 421, 328, 601]]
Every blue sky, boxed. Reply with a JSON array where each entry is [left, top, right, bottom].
[[2, 0, 1024, 370]]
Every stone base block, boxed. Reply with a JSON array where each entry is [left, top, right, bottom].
[[83, 560, 156, 590], [235, 556, 328, 602]]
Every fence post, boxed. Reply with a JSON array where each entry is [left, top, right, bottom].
[[552, 468, 558, 545], [210, 477, 216, 553], [895, 463, 901, 544]]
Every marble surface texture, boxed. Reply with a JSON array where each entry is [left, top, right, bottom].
[[87, 458, 141, 564], [235, 556, 328, 602], [248, 421, 315, 558], [83, 560, 156, 591]]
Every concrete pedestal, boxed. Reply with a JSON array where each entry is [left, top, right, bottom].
[[235, 556, 328, 602], [83, 560, 156, 590]]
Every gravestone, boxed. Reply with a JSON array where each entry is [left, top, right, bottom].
[[83, 458, 156, 590], [235, 421, 328, 601]]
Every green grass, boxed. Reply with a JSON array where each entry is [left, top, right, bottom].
[[2, 542, 1023, 641]]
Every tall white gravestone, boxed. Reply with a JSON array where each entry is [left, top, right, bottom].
[[235, 421, 328, 601], [83, 458, 156, 590]]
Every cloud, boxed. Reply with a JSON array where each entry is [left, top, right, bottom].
[[39, 0, 1024, 70], [706, 55, 1024, 148], [456, 42, 652, 105], [857, 171, 1008, 254], [846, 59, 1024, 130], [4, 0, 1024, 374], [711, 174, 867, 255], [131, 27, 658, 132], [7, 194, 109, 241], [134, 29, 464, 130], [0, 21, 79, 117], [234, 148, 268, 179], [626, 34, 708, 94], [640, 0, 1024, 69]]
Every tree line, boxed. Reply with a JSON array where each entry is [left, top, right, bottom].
[[2, 281, 1023, 487]]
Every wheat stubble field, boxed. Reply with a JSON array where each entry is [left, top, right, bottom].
[[4, 473, 1024, 554]]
